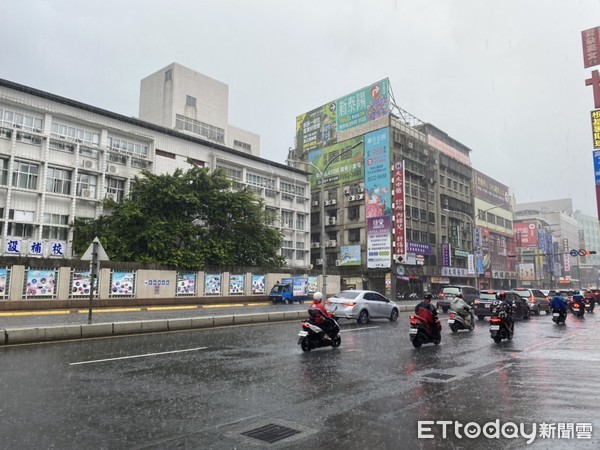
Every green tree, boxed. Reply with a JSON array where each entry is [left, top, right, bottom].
[[71, 165, 284, 269]]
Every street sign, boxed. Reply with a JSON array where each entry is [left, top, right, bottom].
[[579, 249, 587, 256], [570, 249, 579, 257]]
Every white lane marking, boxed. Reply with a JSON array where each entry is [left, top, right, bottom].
[[69, 347, 208, 366], [341, 326, 379, 333]]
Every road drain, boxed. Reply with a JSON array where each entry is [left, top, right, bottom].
[[423, 372, 456, 380], [241, 423, 302, 444]]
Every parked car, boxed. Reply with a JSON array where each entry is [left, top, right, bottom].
[[510, 288, 550, 315], [436, 285, 480, 313], [325, 290, 399, 325]]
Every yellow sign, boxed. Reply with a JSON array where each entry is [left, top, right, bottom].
[[592, 109, 600, 149]]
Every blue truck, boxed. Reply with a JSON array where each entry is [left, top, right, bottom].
[[269, 277, 313, 304]]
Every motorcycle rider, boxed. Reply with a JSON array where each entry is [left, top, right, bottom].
[[491, 291, 514, 334], [308, 291, 335, 339], [414, 293, 440, 340], [571, 290, 584, 313], [550, 293, 567, 318], [450, 293, 473, 327]]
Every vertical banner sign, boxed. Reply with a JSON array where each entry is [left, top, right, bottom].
[[582, 27, 600, 69], [591, 110, 600, 148], [441, 243, 452, 267], [393, 161, 406, 257], [365, 128, 391, 269], [594, 150, 600, 220]]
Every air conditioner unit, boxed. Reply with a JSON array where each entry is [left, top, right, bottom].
[[335, 260, 342, 266], [312, 201, 319, 207], [324, 200, 331, 206], [357, 187, 364, 193], [108, 165, 117, 173], [75, 139, 83, 143], [82, 189, 92, 198], [311, 242, 320, 248], [356, 194, 364, 200], [327, 240, 337, 247], [348, 195, 356, 201], [344, 188, 350, 195], [58, 135, 66, 139], [13, 124, 22, 129], [106, 193, 117, 201], [316, 258, 324, 266], [327, 217, 336, 225], [83, 160, 94, 169], [329, 199, 337, 205]]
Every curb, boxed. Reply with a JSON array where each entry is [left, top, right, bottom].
[[0, 304, 417, 345]]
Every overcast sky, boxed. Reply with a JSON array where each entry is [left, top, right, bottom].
[[2, 0, 600, 215]]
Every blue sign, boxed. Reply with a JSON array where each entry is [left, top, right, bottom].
[[570, 249, 578, 257]]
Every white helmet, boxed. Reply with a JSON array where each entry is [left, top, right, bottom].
[[313, 292, 323, 302]]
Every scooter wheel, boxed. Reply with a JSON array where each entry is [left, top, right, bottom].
[[300, 340, 311, 352], [450, 324, 458, 333], [434, 338, 441, 345], [411, 337, 423, 349], [331, 335, 341, 348], [493, 336, 502, 343]]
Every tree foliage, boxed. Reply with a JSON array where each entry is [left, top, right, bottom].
[[72, 165, 284, 269]]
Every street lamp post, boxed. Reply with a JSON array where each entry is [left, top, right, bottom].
[[287, 140, 363, 300], [443, 208, 478, 289]]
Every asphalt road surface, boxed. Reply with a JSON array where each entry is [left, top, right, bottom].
[[1, 309, 599, 449]]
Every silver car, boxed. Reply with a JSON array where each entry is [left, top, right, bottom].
[[325, 290, 399, 325]]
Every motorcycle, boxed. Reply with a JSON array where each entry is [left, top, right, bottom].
[[584, 297, 595, 313], [448, 309, 475, 332], [551, 307, 567, 325], [298, 310, 341, 352], [570, 298, 585, 317], [409, 308, 441, 348], [489, 311, 513, 343]]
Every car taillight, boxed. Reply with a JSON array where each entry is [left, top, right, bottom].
[[473, 300, 480, 305], [325, 300, 331, 305], [342, 301, 356, 307], [529, 296, 535, 302], [438, 293, 445, 298], [490, 317, 502, 324]]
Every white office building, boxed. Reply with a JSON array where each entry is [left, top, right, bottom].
[[0, 71, 310, 268]]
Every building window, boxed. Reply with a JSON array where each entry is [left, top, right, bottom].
[[42, 226, 69, 240], [107, 137, 148, 158], [282, 211, 294, 228], [282, 248, 294, 259], [51, 121, 99, 145], [12, 161, 39, 190], [175, 114, 225, 143], [0, 158, 8, 185], [186, 95, 196, 107], [165, 69, 172, 81], [1, 107, 43, 132], [46, 167, 72, 195], [296, 214, 306, 230], [106, 178, 125, 201], [233, 140, 252, 152], [7, 222, 34, 238], [348, 228, 361, 243], [77, 173, 98, 198], [348, 205, 359, 221]]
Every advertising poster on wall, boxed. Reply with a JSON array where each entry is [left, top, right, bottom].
[[364, 128, 391, 219], [339, 245, 361, 266], [205, 274, 222, 295], [367, 216, 392, 268], [518, 263, 536, 281], [307, 137, 364, 188], [229, 275, 245, 294], [110, 271, 135, 296], [336, 79, 390, 134], [393, 161, 406, 257], [176, 272, 196, 296], [251, 275, 265, 294], [307, 276, 318, 293], [25, 269, 57, 297], [0, 268, 8, 298], [71, 271, 93, 297], [295, 101, 338, 154]]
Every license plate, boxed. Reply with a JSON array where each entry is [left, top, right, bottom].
[[298, 330, 308, 337], [490, 325, 500, 331], [553, 313, 560, 317], [448, 319, 455, 324], [409, 328, 418, 334], [573, 308, 580, 312]]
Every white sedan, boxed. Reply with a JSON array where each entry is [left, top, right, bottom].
[[325, 290, 399, 325]]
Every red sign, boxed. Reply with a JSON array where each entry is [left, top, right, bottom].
[[393, 161, 406, 256], [582, 27, 600, 68], [513, 223, 538, 247]]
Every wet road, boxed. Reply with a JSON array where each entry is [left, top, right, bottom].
[[1, 310, 599, 449]]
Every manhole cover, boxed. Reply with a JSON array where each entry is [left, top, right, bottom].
[[423, 372, 455, 380], [241, 423, 302, 444]]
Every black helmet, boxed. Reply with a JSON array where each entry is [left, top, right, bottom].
[[496, 291, 506, 300], [424, 293, 433, 300]]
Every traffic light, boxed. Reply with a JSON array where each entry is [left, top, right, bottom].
[[587, 251, 597, 255]]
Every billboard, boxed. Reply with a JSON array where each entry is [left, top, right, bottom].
[[514, 223, 538, 247], [393, 162, 407, 257], [364, 128, 391, 218], [339, 245, 361, 266], [472, 169, 510, 205], [307, 137, 364, 188], [367, 216, 391, 268], [296, 79, 390, 154]]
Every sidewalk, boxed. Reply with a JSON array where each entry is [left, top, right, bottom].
[[0, 302, 419, 346]]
